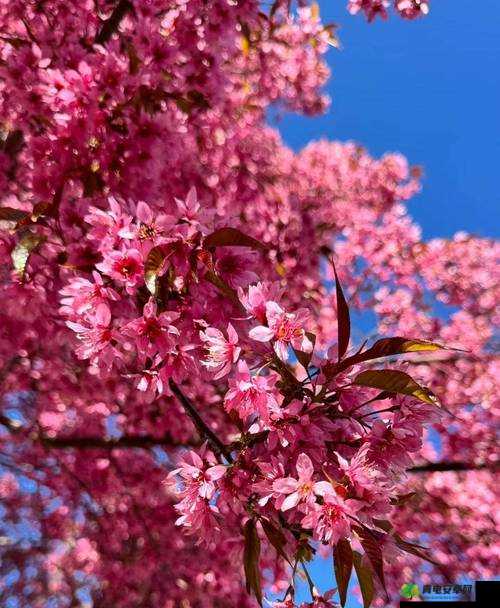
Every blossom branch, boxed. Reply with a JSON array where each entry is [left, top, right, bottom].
[[39, 433, 197, 450], [1, 413, 495, 473], [408, 461, 494, 473], [0, 414, 196, 450], [168, 379, 233, 462]]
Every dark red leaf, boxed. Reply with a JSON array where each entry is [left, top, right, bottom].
[[333, 538, 353, 607], [260, 518, 289, 562], [2, 129, 24, 158], [393, 534, 441, 566], [204, 227, 268, 251], [353, 526, 387, 597], [348, 337, 453, 367], [204, 270, 240, 305], [243, 519, 262, 606], [332, 262, 350, 361], [0, 207, 29, 223], [293, 331, 316, 370], [353, 550, 374, 608], [390, 491, 418, 506], [372, 519, 392, 533]]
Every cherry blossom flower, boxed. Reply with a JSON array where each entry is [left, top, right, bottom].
[[0, 0, 493, 604], [96, 248, 143, 292], [239, 282, 283, 324], [134, 201, 175, 244], [273, 453, 321, 511], [200, 323, 241, 379], [396, 0, 429, 19], [85, 197, 135, 244], [170, 450, 226, 500], [348, 0, 390, 21], [249, 302, 312, 361], [225, 360, 280, 424], [175, 187, 215, 236], [301, 483, 361, 545], [66, 303, 114, 363], [60, 272, 119, 316], [122, 299, 179, 357]]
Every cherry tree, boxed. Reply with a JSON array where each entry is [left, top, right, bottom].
[[0, 1, 498, 607]]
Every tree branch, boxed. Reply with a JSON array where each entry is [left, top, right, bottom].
[[408, 461, 493, 473], [168, 379, 233, 462], [95, 0, 133, 45], [2, 412, 495, 473], [39, 433, 194, 450], [0, 414, 196, 450]]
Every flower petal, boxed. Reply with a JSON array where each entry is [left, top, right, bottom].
[[296, 453, 314, 482], [273, 477, 299, 494], [249, 325, 275, 342], [280, 491, 301, 511], [206, 465, 226, 481]]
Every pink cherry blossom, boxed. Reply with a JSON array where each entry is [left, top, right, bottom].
[[239, 282, 284, 324], [301, 483, 361, 545], [225, 360, 281, 424], [60, 271, 119, 316], [122, 299, 179, 357], [249, 302, 313, 361], [66, 303, 114, 363], [96, 248, 143, 292], [273, 453, 321, 511], [200, 323, 241, 379], [134, 200, 175, 245], [170, 450, 227, 501]]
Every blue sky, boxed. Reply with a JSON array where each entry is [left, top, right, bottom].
[[273, 1, 499, 603], [273, 0, 500, 241]]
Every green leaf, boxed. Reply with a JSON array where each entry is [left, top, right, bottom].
[[353, 369, 439, 406], [204, 227, 268, 251], [353, 526, 387, 598], [11, 233, 45, 278], [333, 538, 353, 607], [144, 246, 167, 295], [243, 519, 262, 606], [332, 262, 350, 361], [353, 550, 374, 608]]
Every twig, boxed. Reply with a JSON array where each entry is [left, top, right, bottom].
[[168, 379, 233, 462], [408, 461, 493, 473]]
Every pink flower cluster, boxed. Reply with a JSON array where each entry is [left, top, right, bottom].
[[348, 0, 429, 20]]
